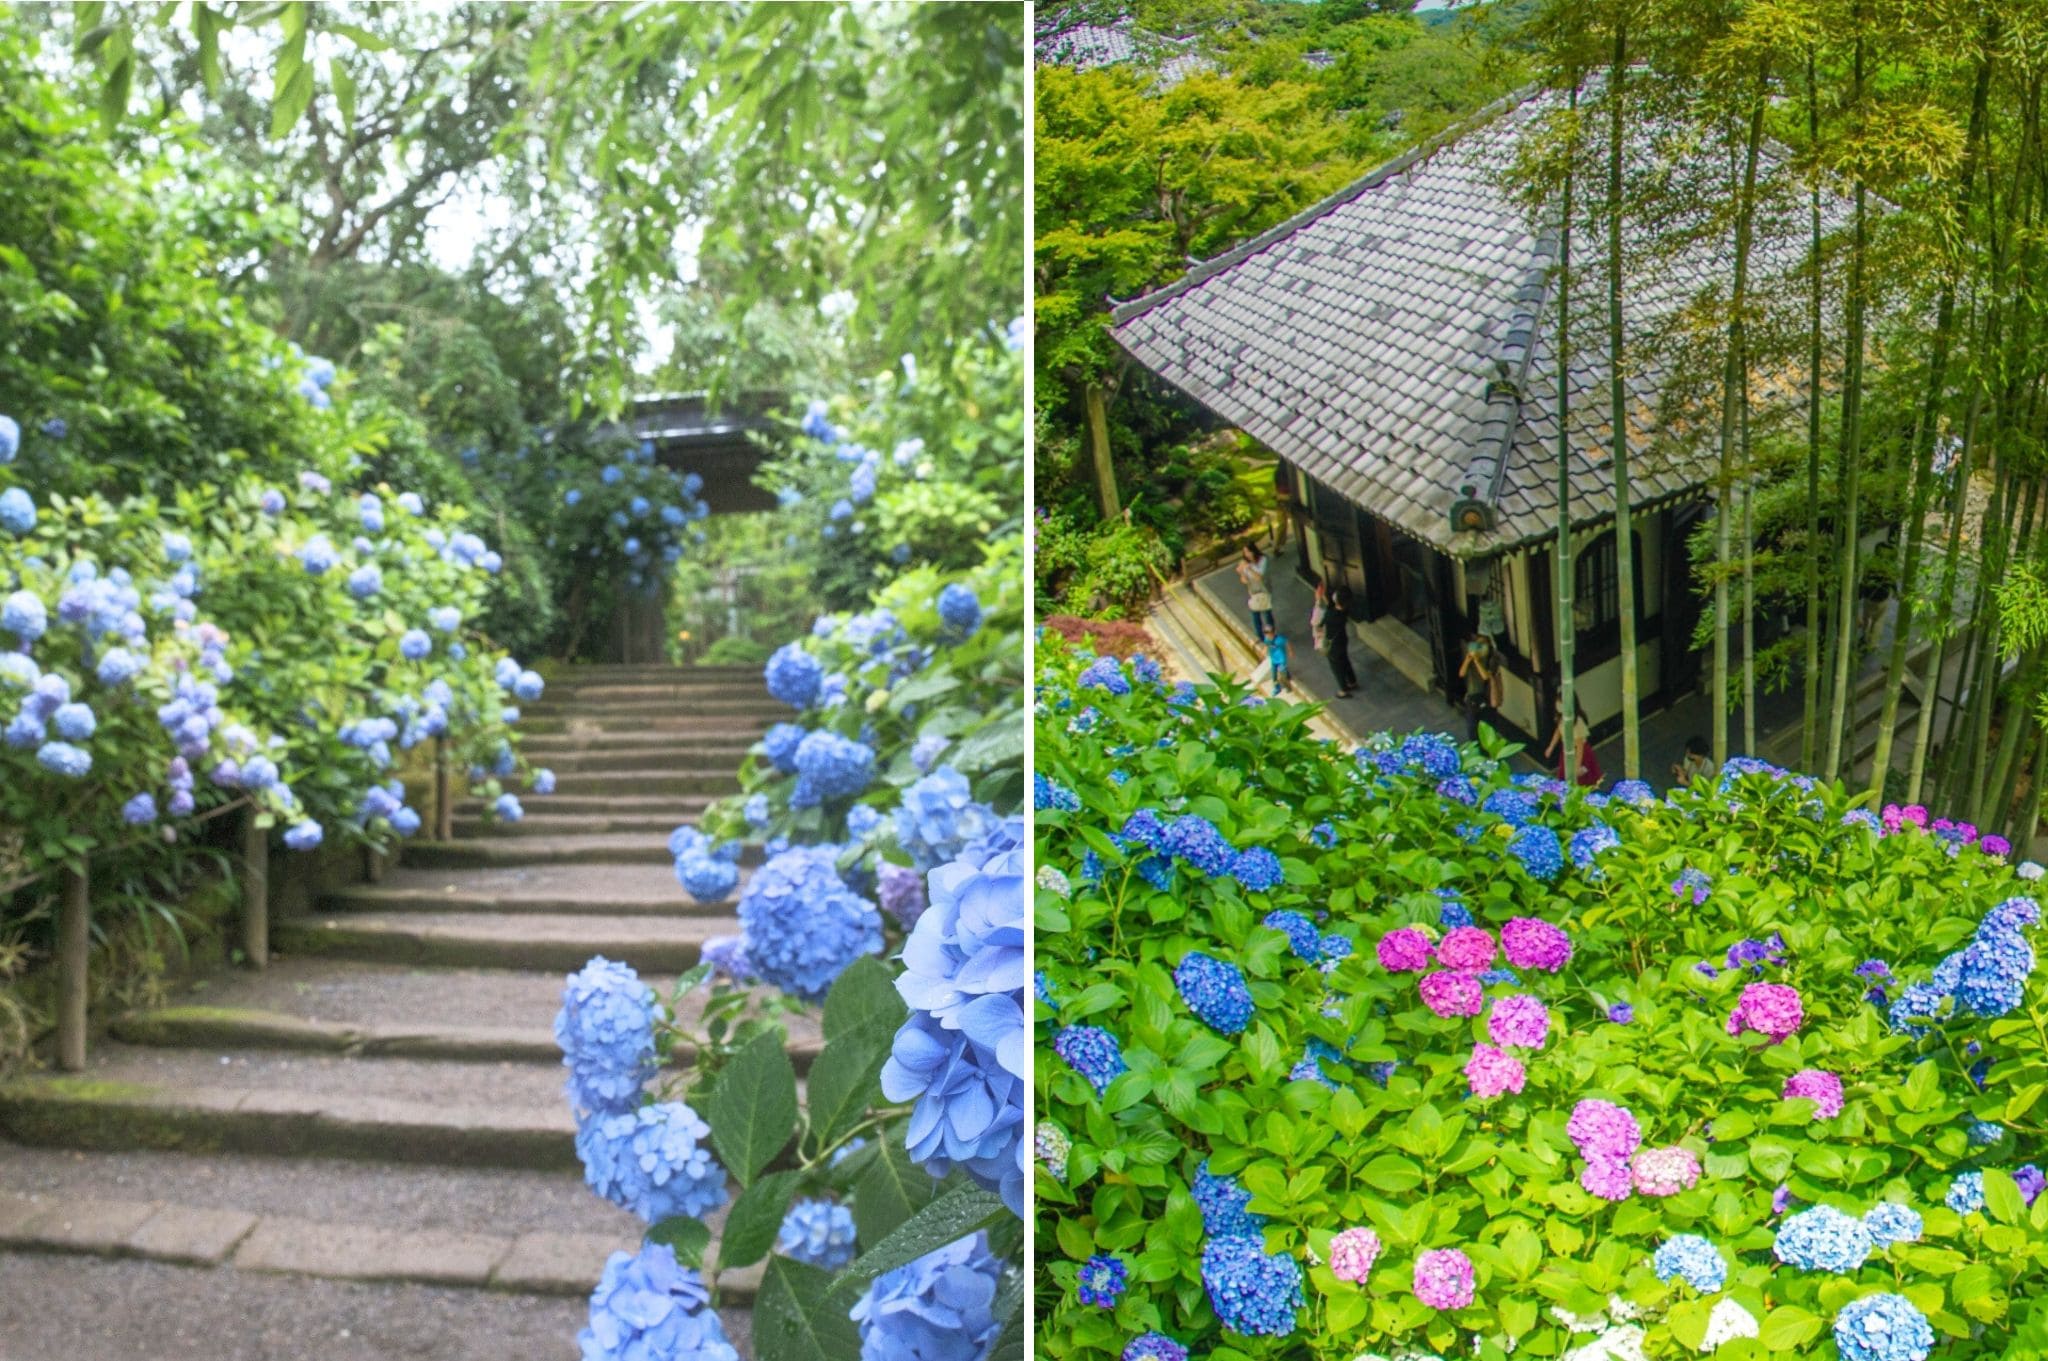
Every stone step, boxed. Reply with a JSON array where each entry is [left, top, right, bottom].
[[517, 714, 777, 737], [398, 834, 692, 871], [520, 730, 758, 755], [319, 862, 701, 916], [0, 1253, 668, 1360], [124, 958, 817, 1055], [545, 769, 745, 797], [0, 1046, 576, 1169], [520, 697, 783, 719], [551, 664, 762, 682], [518, 748, 749, 774], [537, 682, 777, 703], [275, 912, 726, 972], [450, 810, 711, 840], [455, 791, 709, 818]]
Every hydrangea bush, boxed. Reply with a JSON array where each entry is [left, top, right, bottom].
[[1034, 644, 2048, 1361], [558, 375, 1026, 1359], [0, 402, 552, 882]]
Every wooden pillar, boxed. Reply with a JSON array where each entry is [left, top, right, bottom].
[[434, 737, 454, 841], [56, 862, 89, 1072], [242, 808, 269, 970], [1084, 383, 1121, 519]]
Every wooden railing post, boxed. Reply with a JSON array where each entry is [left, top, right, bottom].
[[56, 861, 89, 1072], [242, 807, 269, 970], [434, 736, 453, 840]]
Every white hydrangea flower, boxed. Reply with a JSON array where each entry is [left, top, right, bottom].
[[1552, 1306, 1606, 1335], [1035, 865, 1071, 897], [1606, 1295, 1642, 1322], [1563, 1324, 1646, 1361], [1701, 1299, 1760, 1353], [2018, 860, 2043, 881]]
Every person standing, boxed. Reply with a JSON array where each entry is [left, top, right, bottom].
[[1312, 578, 1358, 697], [1457, 631, 1501, 740], [1237, 543, 1274, 642], [1544, 696, 1602, 787]]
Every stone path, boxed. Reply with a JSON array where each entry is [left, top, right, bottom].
[[0, 663, 784, 1358]]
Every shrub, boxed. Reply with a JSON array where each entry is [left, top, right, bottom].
[[1033, 644, 2048, 1361]]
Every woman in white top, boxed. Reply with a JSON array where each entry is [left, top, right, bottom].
[[1237, 544, 1274, 642]]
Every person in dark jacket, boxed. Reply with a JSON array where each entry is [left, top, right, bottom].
[[1312, 578, 1358, 698]]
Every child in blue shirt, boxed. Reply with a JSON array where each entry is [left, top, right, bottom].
[[1267, 633, 1290, 695]]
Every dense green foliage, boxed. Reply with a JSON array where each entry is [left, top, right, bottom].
[[1034, 643, 2048, 1360], [1032, 2, 1522, 615]]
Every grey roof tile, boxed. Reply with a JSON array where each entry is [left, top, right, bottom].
[[1111, 87, 1844, 555]]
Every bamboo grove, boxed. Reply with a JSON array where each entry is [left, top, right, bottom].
[[1508, 0, 2048, 847]]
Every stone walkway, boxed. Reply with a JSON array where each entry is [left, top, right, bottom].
[[0, 664, 786, 1359]]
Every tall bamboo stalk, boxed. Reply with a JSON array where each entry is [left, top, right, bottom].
[[1607, 18, 1641, 778], [1823, 14, 1869, 782], [1801, 50, 1826, 775]]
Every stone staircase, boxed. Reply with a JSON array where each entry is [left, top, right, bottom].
[[0, 663, 797, 1360]]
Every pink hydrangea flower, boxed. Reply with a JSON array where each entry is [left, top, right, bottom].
[[1567, 1098, 1642, 1161], [1500, 917, 1572, 972], [1436, 926, 1497, 972], [1487, 994, 1550, 1049], [1727, 982, 1803, 1043], [1782, 1068, 1844, 1118], [1377, 927, 1434, 973], [1418, 969, 1485, 1018], [1464, 1042, 1526, 1098], [1329, 1227, 1382, 1283], [1580, 1156, 1634, 1201], [1631, 1145, 1701, 1196], [1412, 1248, 1475, 1310]]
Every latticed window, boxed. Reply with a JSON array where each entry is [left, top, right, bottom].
[[1575, 532, 1619, 636]]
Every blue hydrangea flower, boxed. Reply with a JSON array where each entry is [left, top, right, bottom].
[[531, 768, 556, 795], [554, 957, 659, 1118], [894, 766, 999, 870], [1161, 814, 1235, 876], [1438, 890, 1474, 928], [1262, 910, 1321, 961], [1034, 771, 1082, 812], [577, 1243, 738, 1361], [298, 536, 336, 575], [0, 487, 37, 535], [739, 845, 882, 1001], [1078, 1253, 1127, 1308], [1193, 1160, 1266, 1235], [494, 793, 524, 822], [95, 648, 141, 686], [1569, 822, 1620, 870], [1610, 778, 1655, 805], [909, 733, 949, 773], [762, 721, 806, 773], [36, 741, 92, 778], [514, 669, 545, 702], [1200, 1234, 1302, 1337], [790, 730, 876, 807], [1863, 1202, 1922, 1247], [937, 583, 982, 639], [884, 819, 1026, 1213], [1946, 1170, 1985, 1215], [1310, 821, 1337, 849], [744, 793, 770, 827], [1774, 1204, 1873, 1273], [1123, 1335, 1188, 1361], [2, 590, 45, 642], [1175, 951, 1254, 1034], [399, 629, 431, 660], [1652, 1233, 1727, 1293], [1953, 928, 2033, 1018], [1232, 847, 1285, 892], [1968, 1120, 2004, 1146], [1481, 788, 1541, 826], [50, 702, 95, 741], [121, 793, 158, 825], [1832, 1293, 1934, 1361], [1508, 824, 1563, 880], [675, 851, 739, 903], [0, 414, 15, 462], [1077, 655, 1130, 695], [576, 1100, 729, 1223], [765, 641, 823, 708], [775, 1199, 857, 1270], [848, 1232, 1003, 1361], [1053, 1024, 1125, 1095]]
